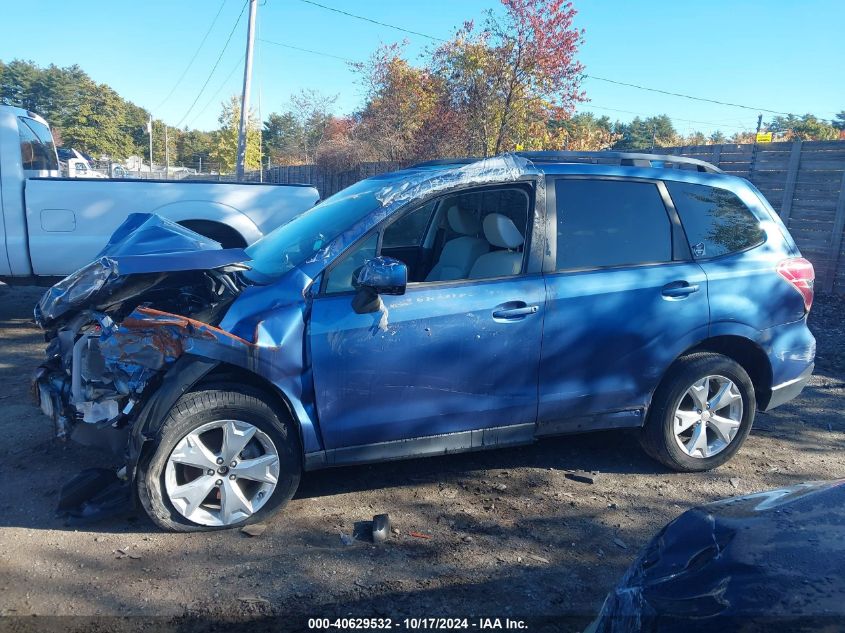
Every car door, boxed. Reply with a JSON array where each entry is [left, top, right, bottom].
[[309, 184, 545, 455], [538, 176, 710, 434]]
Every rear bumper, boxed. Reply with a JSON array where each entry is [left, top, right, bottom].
[[763, 362, 814, 411]]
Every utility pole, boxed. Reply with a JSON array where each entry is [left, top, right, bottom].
[[148, 115, 154, 176], [756, 114, 763, 134], [236, 0, 258, 181], [164, 125, 170, 180]]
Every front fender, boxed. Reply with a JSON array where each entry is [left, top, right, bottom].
[[127, 355, 220, 483], [113, 304, 321, 481]]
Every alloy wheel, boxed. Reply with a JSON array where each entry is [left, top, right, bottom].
[[673, 375, 744, 459], [164, 419, 281, 526]]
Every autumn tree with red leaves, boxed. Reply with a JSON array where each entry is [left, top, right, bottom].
[[432, 0, 585, 156], [267, 0, 587, 165]]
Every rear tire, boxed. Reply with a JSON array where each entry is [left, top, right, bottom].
[[136, 385, 301, 532], [641, 352, 755, 472]]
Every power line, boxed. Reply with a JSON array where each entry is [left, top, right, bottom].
[[154, 0, 228, 111], [187, 54, 245, 128], [296, 0, 446, 42], [583, 104, 752, 131], [584, 75, 796, 116], [294, 0, 815, 119], [175, 0, 249, 128], [260, 37, 356, 62]]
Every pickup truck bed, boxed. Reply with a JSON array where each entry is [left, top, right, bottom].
[[0, 104, 320, 278], [15, 178, 318, 276]]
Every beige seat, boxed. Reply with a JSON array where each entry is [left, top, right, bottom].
[[468, 214, 524, 279], [426, 206, 489, 281]]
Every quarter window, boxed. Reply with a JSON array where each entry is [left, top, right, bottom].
[[666, 182, 765, 258], [555, 179, 672, 270]]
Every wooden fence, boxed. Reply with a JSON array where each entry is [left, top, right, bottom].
[[266, 140, 845, 294], [266, 161, 400, 199]]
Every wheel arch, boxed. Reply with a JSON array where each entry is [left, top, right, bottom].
[[128, 356, 308, 483], [176, 219, 248, 248], [682, 335, 773, 409], [151, 201, 262, 245]]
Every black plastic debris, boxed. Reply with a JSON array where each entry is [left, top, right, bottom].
[[349, 513, 392, 544], [56, 467, 133, 525], [565, 470, 596, 484], [372, 513, 390, 543]]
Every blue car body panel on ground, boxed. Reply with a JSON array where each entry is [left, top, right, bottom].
[[34, 152, 816, 475]]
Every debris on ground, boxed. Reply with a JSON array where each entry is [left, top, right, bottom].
[[372, 514, 390, 543], [729, 478, 740, 489], [238, 596, 271, 608], [492, 483, 508, 491], [613, 537, 628, 550], [527, 554, 550, 564], [339, 533, 354, 546], [409, 531, 432, 539], [240, 523, 267, 537], [565, 470, 596, 485]]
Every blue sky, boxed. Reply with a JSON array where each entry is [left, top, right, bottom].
[[2, 0, 843, 135]]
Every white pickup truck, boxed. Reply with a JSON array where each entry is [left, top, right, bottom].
[[0, 105, 320, 278]]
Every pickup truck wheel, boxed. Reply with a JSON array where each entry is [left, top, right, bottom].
[[136, 385, 301, 532], [640, 352, 755, 472]]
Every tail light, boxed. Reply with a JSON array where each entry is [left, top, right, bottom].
[[777, 257, 814, 312]]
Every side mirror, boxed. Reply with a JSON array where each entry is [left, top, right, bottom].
[[351, 256, 407, 314]]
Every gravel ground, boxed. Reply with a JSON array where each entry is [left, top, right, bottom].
[[0, 286, 842, 632]]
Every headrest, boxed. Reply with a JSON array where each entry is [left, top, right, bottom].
[[447, 205, 481, 235], [483, 213, 524, 249]]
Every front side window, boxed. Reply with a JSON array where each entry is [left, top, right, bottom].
[[323, 233, 379, 294], [322, 185, 532, 294], [382, 201, 435, 248], [555, 179, 672, 270], [666, 181, 765, 258], [18, 117, 58, 171]]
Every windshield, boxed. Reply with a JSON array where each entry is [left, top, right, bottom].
[[244, 178, 383, 282]]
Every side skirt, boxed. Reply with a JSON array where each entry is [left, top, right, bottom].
[[535, 409, 645, 437], [304, 423, 536, 470]]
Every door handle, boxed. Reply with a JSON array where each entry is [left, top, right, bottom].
[[661, 281, 700, 298], [492, 302, 539, 320]]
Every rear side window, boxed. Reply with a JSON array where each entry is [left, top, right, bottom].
[[18, 117, 58, 171], [666, 181, 765, 258], [555, 179, 672, 270]]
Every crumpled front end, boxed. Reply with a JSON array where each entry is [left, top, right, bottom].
[[32, 214, 249, 453]]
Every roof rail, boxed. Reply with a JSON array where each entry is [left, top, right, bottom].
[[515, 151, 722, 174], [411, 151, 722, 174]]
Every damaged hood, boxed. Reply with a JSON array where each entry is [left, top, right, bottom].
[[35, 214, 250, 328], [591, 479, 845, 632]]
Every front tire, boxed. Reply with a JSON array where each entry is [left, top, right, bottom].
[[136, 386, 301, 532], [641, 352, 755, 472]]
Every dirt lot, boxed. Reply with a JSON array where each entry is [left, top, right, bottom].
[[0, 285, 843, 631]]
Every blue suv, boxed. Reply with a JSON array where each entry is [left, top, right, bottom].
[[34, 152, 816, 531]]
